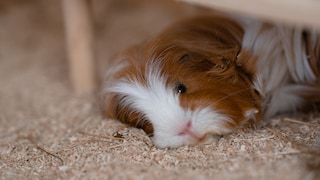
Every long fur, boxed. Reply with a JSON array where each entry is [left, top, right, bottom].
[[242, 20, 320, 118], [102, 15, 320, 148]]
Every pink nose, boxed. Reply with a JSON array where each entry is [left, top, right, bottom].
[[178, 121, 206, 142]]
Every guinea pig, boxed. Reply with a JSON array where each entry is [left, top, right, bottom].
[[101, 15, 320, 148]]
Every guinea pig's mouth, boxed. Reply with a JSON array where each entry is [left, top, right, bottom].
[[139, 117, 223, 147], [177, 121, 207, 142]]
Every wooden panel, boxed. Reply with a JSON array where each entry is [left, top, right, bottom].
[[181, 0, 320, 29]]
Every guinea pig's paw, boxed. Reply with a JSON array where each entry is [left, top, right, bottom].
[[199, 134, 222, 145], [238, 108, 261, 130], [244, 108, 259, 121]]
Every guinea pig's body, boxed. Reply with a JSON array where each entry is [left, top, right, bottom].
[[102, 15, 320, 148]]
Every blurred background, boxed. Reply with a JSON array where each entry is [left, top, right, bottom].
[[0, 0, 204, 93], [0, 0, 204, 156]]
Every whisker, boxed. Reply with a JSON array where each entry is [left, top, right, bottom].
[[213, 87, 255, 104]]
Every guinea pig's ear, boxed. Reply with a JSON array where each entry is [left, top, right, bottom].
[[178, 52, 217, 72], [209, 56, 231, 72], [205, 55, 235, 80], [178, 53, 192, 61], [178, 52, 234, 74]]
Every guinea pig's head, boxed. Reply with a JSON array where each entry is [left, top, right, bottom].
[[102, 16, 262, 148]]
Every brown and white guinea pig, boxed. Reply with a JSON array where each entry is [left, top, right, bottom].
[[101, 15, 320, 148]]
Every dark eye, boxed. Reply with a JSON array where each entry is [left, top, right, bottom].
[[175, 82, 187, 94]]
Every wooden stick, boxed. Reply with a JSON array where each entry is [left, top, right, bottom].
[[62, 0, 96, 94], [181, 0, 320, 30]]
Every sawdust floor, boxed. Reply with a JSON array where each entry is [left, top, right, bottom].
[[0, 0, 319, 179]]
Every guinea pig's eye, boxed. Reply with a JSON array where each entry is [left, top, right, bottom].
[[175, 82, 187, 94]]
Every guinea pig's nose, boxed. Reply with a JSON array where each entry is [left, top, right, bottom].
[[178, 121, 206, 142]]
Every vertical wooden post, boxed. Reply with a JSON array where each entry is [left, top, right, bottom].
[[62, 0, 96, 94]]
